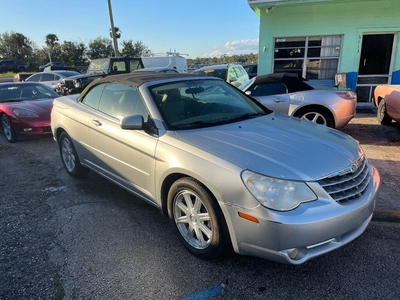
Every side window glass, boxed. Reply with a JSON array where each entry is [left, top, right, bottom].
[[119, 87, 148, 121], [235, 67, 244, 77], [98, 83, 120, 116], [130, 60, 142, 71], [112, 61, 126, 72], [229, 67, 237, 79], [26, 74, 41, 82], [250, 82, 287, 97], [81, 84, 104, 109], [42, 73, 55, 81], [98, 83, 148, 120]]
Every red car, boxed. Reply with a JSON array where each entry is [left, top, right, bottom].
[[13, 73, 32, 82], [0, 82, 59, 142]]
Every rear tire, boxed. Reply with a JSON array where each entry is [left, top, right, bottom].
[[1, 114, 17, 143], [377, 99, 392, 125], [58, 132, 89, 177], [294, 107, 334, 128], [167, 177, 231, 260]]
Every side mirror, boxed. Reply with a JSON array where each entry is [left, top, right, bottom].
[[121, 115, 144, 130]]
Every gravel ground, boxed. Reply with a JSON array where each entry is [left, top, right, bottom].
[[0, 109, 399, 299], [0, 144, 64, 300]]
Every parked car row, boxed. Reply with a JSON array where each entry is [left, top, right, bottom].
[[0, 71, 388, 265]]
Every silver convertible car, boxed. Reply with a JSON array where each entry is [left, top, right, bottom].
[[239, 73, 357, 129], [51, 73, 380, 264]]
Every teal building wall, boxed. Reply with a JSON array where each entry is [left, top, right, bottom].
[[250, 0, 400, 90]]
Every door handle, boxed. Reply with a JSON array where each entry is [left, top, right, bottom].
[[91, 119, 102, 126], [274, 98, 286, 103]]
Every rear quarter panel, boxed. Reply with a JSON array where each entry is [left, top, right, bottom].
[[374, 85, 400, 122]]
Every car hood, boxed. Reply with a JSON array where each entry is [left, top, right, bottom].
[[175, 112, 362, 181], [6, 98, 53, 111]]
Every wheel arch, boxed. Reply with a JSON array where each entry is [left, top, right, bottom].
[[0, 112, 4, 128], [160, 172, 221, 217], [373, 95, 384, 108], [291, 104, 336, 127], [54, 126, 67, 143], [161, 173, 234, 256]]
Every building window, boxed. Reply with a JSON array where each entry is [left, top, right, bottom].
[[273, 36, 341, 80]]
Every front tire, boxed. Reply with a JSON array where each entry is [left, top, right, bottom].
[[377, 99, 392, 125], [58, 132, 89, 177], [294, 107, 334, 128], [167, 177, 231, 260], [1, 114, 17, 143]]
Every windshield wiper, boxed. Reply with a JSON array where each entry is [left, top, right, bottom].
[[0, 98, 23, 102], [229, 112, 264, 122]]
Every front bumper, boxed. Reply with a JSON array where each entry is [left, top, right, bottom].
[[222, 164, 380, 264]]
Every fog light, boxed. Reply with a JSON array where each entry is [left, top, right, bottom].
[[286, 247, 307, 260], [23, 128, 34, 132]]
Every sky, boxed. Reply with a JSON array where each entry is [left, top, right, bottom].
[[0, 0, 261, 59]]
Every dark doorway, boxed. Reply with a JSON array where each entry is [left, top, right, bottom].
[[359, 34, 394, 75], [357, 34, 394, 102]]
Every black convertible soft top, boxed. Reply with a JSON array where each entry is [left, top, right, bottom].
[[253, 73, 314, 93], [86, 72, 202, 89]]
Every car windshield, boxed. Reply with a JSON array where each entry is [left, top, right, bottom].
[[192, 68, 228, 80], [148, 78, 269, 130], [87, 59, 110, 73], [0, 84, 59, 102]]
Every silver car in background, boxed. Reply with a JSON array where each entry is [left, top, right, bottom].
[[239, 73, 357, 128], [25, 70, 81, 90], [50, 73, 379, 264]]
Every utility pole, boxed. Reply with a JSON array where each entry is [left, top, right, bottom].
[[107, 0, 119, 56]]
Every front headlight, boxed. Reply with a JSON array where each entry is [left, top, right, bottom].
[[73, 80, 82, 88], [241, 170, 317, 211], [13, 108, 39, 118]]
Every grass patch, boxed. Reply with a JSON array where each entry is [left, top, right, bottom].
[[54, 279, 65, 300]]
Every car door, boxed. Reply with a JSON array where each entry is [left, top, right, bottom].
[[66, 84, 104, 162], [249, 81, 291, 114], [41, 73, 59, 89], [26, 73, 42, 83], [87, 83, 158, 201]]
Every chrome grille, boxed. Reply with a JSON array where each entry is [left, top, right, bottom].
[[317, 157, 370, 204]]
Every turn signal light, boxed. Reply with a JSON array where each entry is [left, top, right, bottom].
[[238, 212, 259, 223]]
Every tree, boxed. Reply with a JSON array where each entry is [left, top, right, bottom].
[[109, 26, 121, 40], [45, 34, 59, 62], [60, 41, 87, 66], [0, 32, 33, 63], [120, 40, 152, 57], [86, 37, 114, 59]]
